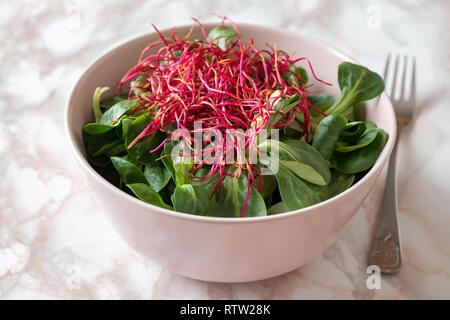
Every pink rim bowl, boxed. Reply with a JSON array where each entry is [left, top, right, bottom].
[[65, 23, 396, 283]]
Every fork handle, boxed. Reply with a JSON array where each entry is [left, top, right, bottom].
[[368, 129, 403, 273]]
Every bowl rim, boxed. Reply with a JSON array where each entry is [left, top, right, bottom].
[[65, 22, 397, 224]]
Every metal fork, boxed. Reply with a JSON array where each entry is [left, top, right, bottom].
[[368, 55, 416, 273]]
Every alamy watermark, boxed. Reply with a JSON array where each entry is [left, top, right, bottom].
[[366, 5, 381, 30], [66, 2, 81, 30], [366, 265, 381, 290], [52, 254, 82, 290]]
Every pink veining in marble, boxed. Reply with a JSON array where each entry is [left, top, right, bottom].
[[1, 0, 450, 299]]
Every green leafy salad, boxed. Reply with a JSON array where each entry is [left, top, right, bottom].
[[82, 19, 387, 217]]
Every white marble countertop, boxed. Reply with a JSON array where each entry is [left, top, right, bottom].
[[1, 0, 449, 299]]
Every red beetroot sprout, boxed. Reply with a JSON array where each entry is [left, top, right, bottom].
[[116, 18, 331, 216]]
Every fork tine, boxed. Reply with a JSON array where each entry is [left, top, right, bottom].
[[390, 55, 400, 99], [410, 56, 416, 104], [400, 55, 407, 101], [383, 54, 391, 82]]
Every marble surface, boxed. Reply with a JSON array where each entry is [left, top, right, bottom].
[[0, 0, 449, 299]]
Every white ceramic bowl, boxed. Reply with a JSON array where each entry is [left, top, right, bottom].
[[66, 23, 396, 283]]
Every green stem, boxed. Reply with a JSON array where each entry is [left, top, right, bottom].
[[93, 87, 109, 123]]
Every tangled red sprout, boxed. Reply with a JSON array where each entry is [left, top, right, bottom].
[[118, 17, 330, 216]]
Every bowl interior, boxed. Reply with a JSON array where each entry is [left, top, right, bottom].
[[66, 23, 396, 220]]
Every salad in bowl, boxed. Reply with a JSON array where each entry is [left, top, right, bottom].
[[82, 18, 387, 218], [67, 19, 395, 282]]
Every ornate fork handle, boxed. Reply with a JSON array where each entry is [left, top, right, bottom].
[[368, 120, 409, 273]]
